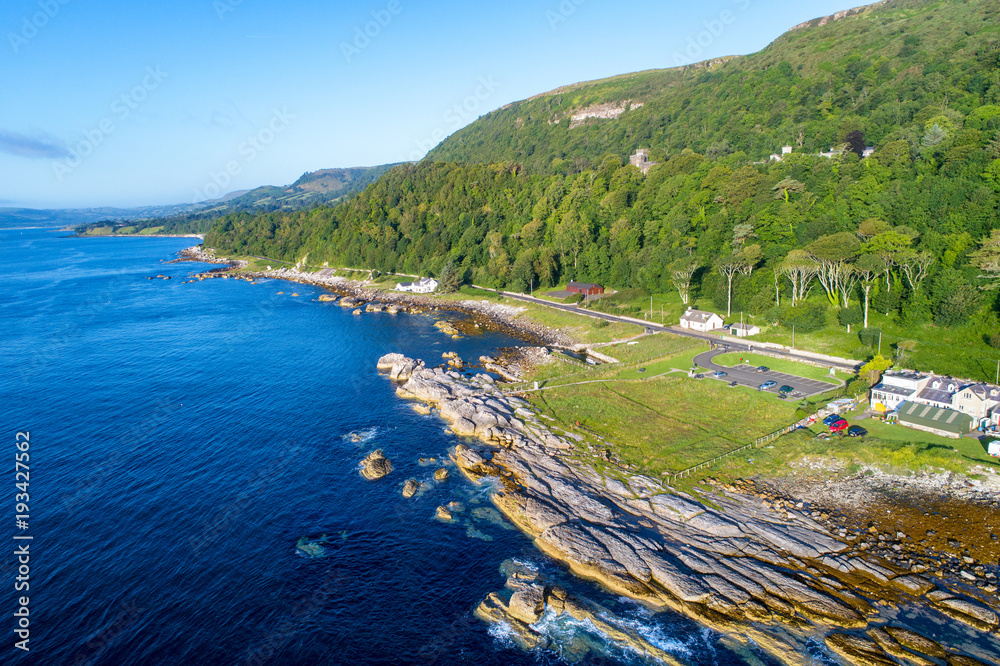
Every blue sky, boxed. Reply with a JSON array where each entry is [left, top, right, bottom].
[[1, 0, 856, 209]]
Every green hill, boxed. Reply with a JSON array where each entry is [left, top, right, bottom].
[[74, 164, 399, 236], [205, 0, 1000, 381], [427, 0, 1000, 172]]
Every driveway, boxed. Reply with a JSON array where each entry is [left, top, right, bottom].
[[693, 349, 840, 398]]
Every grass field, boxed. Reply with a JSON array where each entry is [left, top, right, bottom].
[[602, 334, 702, 365], [529, 375, 798, 475]]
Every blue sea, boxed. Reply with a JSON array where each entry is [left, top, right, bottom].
[[1, 228, 771, 665]]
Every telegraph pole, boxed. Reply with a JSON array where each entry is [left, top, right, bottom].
[[792, 324, 795, 349], [878, 331, 882, 356]]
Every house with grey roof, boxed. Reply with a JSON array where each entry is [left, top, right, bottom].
[[679, 308, 724, 333]]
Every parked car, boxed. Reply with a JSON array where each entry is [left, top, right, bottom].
[[822, 414, 843, 426], [694, 373, 705, 379], [847, 425, 868, 437], [712, 370, 728, 378], [829, 419, 849, 433], [756, 366, 770, 373], [758, 381, 777, 391], [778, 385, 794, 397], [728, 381, 739, 388]]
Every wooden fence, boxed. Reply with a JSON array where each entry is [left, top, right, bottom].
[[667, 423, 800, 481]]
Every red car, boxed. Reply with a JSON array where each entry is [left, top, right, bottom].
[[829, 419, 849, 433]]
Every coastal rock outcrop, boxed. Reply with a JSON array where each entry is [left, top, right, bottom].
[[359, 449, 393, 481], [377, 354, 1000, 664], [402, 479, 421, 498]]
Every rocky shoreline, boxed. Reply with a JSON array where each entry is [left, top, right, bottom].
[[377, 353, 999, 665], [172, 245, 573, 351]]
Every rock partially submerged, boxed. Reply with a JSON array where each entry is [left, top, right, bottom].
[[402, 478, 421, 498], [359, 449, 393, 481], [378, 354, 1000, 663]]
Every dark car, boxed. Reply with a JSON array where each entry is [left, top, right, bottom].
[[829, 419, 849, 433], [847, 425, 868, 437], [712, 370, 728, 379], [694, 373, 705, 379], [822, 414, 843, 426], [728, 381, 739, 388], [758, 381, 777, 391], [756, 366, 770, 373], [778, 385, 794, 396]]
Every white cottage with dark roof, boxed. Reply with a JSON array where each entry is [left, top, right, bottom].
[[679, 308, 724, 333]]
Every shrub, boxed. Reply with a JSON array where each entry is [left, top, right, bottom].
[[859, 327, 881, 348], [592, 319, 609, 329], [778, 301, 827, 333]]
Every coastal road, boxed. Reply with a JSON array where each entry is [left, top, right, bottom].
[[692, 348, 840, 398], [478, 287, 862, 373]]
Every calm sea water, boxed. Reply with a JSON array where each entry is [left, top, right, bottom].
[[0, 228, 771, 666]]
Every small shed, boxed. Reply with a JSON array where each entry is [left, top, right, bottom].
[[566, 281, 604, 296], [729, 322, 760, 338], [679, 308, 724, 333], [895, 401, 974, 439]]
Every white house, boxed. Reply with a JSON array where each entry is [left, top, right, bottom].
[[729, 323, 760, 338], [871, 370, 1000, 430], [396, 277, 439, 294], [679, 308, 724, 333]]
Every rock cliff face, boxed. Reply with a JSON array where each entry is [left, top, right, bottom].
[[377, 354, 1000, 664]]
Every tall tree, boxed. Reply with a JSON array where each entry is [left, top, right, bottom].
[[845, 130, 866, 158], [772, 177, 806, 202], [896, 250, 933, 292], [807, 233, 860, 306], [777, 249, 819, 306], [969, 229, 1000, 289], [864, 230, 913, 291], [718, 254, 750, 317], [670, 259, 698, 305], [855, 254, 886, 329]]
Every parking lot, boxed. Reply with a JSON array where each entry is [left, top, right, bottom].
[[693, 349, 839, 398]]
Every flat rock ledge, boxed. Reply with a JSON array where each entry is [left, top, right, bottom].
[[377, 354, 1000, 664]]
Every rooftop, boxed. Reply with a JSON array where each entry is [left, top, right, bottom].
[[680, 309, 721, 323], [897, 401, 973, 435], [871, 383, 916, 398]]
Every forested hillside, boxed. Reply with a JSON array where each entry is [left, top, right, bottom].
[[429, 0, 1000, 173], [205, 0, 1000, 376]]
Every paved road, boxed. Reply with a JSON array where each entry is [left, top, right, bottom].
[[482, 288, 861, 373], [692, 349, 840, 398]]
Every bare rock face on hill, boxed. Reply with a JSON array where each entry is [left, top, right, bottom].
[[377, 353, 1000, 663], [359, 449, 393, 481]]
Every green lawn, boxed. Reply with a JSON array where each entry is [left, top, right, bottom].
[[137, 226, 164, 235], [528, 374, 798, 475], [602, 333, 702, 365], [711, 426, 1000, 485]]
